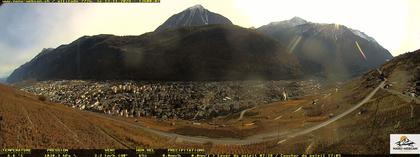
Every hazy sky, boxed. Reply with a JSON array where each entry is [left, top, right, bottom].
[[0, 0, 419, 78]]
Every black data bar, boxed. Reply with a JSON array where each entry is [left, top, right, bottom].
[[0, 149, 419, 157]]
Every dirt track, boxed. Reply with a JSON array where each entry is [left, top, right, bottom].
[[383, 88, 420, 104]]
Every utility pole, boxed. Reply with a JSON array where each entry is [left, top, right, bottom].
[[0, 115, 2, 132], [410, 92, 416, 119], [411, 103, 414, 119], [410, 98, 416, 128], [277, 121, 279, 141]]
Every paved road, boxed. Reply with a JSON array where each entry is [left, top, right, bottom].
[[281, 80, 386, 139], [87, 80, 386, 145]]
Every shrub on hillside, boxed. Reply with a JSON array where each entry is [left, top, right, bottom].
[[38, 95, 47, 102]]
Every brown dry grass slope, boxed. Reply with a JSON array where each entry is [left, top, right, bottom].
[[0, 83, 185, 149]]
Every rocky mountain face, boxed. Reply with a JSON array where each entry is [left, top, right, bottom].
[[258, 17, 393, 80], [8, 7, 394, 83], [155, 4, 233, 32], [7, 25, 303, 83]]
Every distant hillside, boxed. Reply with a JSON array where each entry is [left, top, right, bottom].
[[0, 78, 6, 83], [380, 49, 419, 95], [7, 25, 303, 83], [155, 4, 233, 32], [0, 83, 177, 148], [265, 49, 420, 154], [381, 49, 420, 79], [258, 17, 393, 80]]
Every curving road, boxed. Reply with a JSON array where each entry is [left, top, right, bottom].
[[87, 80, 386, 145], [237, 106, 257, 121]]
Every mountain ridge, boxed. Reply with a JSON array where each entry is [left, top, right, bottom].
[[8, 9, 393, 83], [7, 25, 303, 83], [257, 17, 393, 80]]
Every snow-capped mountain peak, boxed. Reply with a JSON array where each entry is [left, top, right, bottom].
[[350, 29, 376, 42], [187, 4, 204, 11], [289, 16, 307, 26], [268, 17, 308, 28], [155, 4, 233, 32], [183, 4, 208, 25]]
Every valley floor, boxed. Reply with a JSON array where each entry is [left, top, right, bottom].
[[0, 76, 419, 154]]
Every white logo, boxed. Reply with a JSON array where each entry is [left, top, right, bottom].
[[390, 134, 420, 154]]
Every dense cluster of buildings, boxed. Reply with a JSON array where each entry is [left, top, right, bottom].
[[20, 80, 320, 120]]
